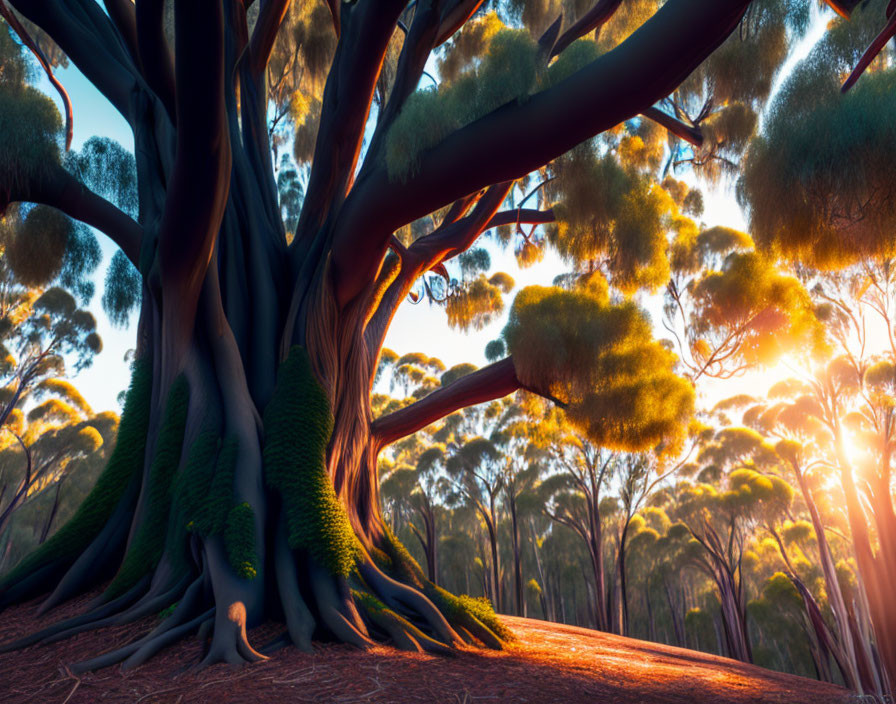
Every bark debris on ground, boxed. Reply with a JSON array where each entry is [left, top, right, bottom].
[[0, 594, 854, 704]]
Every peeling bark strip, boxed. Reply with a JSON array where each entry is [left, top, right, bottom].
[[0, 0, 751, 669]]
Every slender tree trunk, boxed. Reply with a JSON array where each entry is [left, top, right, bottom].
[[509, 496, 524, 617]]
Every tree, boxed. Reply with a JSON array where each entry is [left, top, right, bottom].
[[670, 426, 794, 663], [0, 0, 760, 670]]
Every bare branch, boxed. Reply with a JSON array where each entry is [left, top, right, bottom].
[[291, 0, 406, 250], [434, 0, 485, 47], [0, 1, 74, 150], [371, 358, 521, 448], [642, 106, 704, 147], [842, 9, 896, 92], [10, 0, 139, 120], [548, 0, 623, 58]]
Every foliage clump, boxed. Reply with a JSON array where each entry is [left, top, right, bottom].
[[263, 346, 359, 576], [386, 28, 538, 181], [0, 84, 61, 200], [504, 284, 694, 452], [547, 149, 671, 293], [5, 205, 70, 287], [741, 67, 896, 269]]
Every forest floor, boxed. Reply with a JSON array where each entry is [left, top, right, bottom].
[[0, 591, 856, 704]]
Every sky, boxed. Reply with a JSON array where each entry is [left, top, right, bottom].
[[30, 5, 831, 416]]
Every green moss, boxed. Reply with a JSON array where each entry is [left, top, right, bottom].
[[158, 602, 178, 620], [368, 546, 392, 572], [426, 582, 515, 643], [224, 503, 258, 580], [263, 346, 360, 576], [351, 588, 387, 614], [176, 433, 237, 537], [0, 360, 152, 590], [105, 376, 189, 598], [380, 526, 424, 588]]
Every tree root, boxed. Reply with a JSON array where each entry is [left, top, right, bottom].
[[309, 558, 375, 650], [274, 520, 314, 652], [197, 601, 267, 668], [358, 560, 462, 648], [0, 574, 152, 653]]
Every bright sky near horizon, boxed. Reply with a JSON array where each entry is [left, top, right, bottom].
[[31, 5, 831, 416]]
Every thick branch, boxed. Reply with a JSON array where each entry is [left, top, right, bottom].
[[0, 1, 74, 150], [23, 167, 142, 267], [102, 0, 140, 67], [371, 358, 521, 447], [136, 0, 176, 120], [549, 0, 624, 58], [435, 0, 485, 46], [157, 0, 230, 367], [291, 0, 406, 249], [249, 0, 292, 76], [332, 0, 751, 305]]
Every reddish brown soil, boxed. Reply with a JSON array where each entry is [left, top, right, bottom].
[[0, 593, 855, 704]]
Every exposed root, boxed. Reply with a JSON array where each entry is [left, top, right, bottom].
[[197, 601, 267, 669], [0, 575, 150, 653], [309, 558, 374, 650], [38, 574, 191, 647], [274, 520, 314, 652], [354, 590, 454, 655], [359, 560, 462, 648]]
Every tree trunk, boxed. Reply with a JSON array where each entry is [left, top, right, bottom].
[[509, 495, 524, 617]]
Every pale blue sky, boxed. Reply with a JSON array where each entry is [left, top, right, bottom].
[[30, 7, 829, 415]]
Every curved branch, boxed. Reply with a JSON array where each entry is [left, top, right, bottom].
[[548, 0, 624, 58], [22, 167, 143, 267], [0, 0, 74, 150], [331, 0, 751, 306], [364, 182, 513, 361], [371, 358, 521, 447], [9, 0, 139, 120]]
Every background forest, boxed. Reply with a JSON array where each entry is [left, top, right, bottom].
[[1, 0, 895, 699]]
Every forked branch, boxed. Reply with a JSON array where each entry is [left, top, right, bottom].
[[331, 0, 752, 306]]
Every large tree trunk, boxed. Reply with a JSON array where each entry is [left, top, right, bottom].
[[0, 0, 753, 671]]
